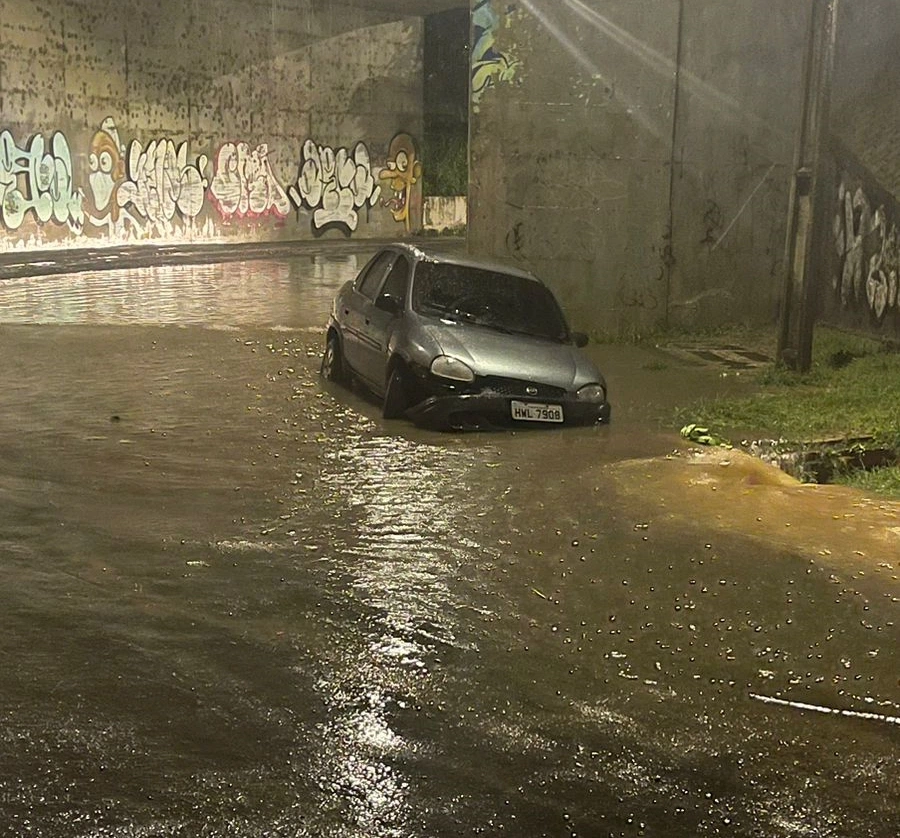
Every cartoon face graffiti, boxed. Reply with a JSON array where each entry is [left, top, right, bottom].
[[379, 133, 423, 234], [88, 118, 126, 222]]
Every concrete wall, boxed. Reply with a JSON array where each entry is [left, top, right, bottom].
[[467, 0, 810, 336], [0, 0, 427, 252], [665, 1, 809, 332], [832, 0, 900, 199], [818, 0, 900, 341], [468, 0, 679, 337], [423, 195, 467, 232]]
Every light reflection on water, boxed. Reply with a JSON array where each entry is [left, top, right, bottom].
[[303, 430, 494, 836], [292, 414, 900, 835], [0, 254, 363, 327], [326, 434, 488, 638]]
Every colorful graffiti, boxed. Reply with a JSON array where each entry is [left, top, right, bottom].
[[86, 118, 141, 235], [210, 142, 291, 221], [0, 129, 84, 233], [379, 133, 423, 234], [472, 0, 521, 105], [289, 139, 381, 234], [833, 175, 900, 321], [1, 120, 423, 245]]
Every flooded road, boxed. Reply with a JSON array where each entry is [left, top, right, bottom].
[[0, 248, 897, 837]]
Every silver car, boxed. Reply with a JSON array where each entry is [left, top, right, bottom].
[[321, 243, 611, 430]]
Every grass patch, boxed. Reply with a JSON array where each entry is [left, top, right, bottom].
[[672, 326, 900, 496], [834, 465, 900, 498], [422, 131, 467, 197], [674, 326, 900, 445]]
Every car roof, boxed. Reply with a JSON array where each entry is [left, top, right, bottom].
[[384, 242, 543, 284]]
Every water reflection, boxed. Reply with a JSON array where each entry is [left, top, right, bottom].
[[326, 435, 483, 644], [0, 254, 363, 327], [300, 430, 492, 836]]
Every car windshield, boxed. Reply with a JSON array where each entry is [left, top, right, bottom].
[[411, 262, 570, 342]]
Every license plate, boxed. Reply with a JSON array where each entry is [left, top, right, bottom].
[[510, 400, 564, 423]]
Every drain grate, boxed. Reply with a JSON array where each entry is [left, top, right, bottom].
[[661, 344, 773, 370]]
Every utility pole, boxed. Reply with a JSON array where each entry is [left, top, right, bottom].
[[777, 0, 839, 371]]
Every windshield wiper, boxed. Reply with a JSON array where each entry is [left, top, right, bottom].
[[420, 302, 483, 325], [419, 301, 456, 318], [480, 319, 559, 340], [477, 319, 515, 335]]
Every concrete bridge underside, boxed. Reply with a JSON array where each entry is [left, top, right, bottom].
[[1, 0, 897, 338]]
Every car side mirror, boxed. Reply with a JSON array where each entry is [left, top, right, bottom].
[[572, 331, 589, 348], [375, 293, 402, 315]]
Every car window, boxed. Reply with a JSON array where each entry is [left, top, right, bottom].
[[380, 255, 410, 305], [356, 251, 395, 299], [411, 262, 570, 341]]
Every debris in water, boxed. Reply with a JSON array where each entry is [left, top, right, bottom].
[[680, 424, 733, 449]]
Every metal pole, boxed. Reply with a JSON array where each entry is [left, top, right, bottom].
[[776, 0, 839, 371]]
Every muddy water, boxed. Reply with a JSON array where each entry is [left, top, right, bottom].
[[0, 251, 897, 837]]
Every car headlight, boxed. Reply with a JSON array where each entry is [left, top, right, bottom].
[[576, 383, 607, 403], [430, 355, 475, 382]]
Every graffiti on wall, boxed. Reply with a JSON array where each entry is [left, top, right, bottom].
[[118, 138, 209, 238], [1, 120, 424, 246], [472, 0, 521, 105], [289, 139, 381, 234], [379, 133, 423, 234], [86, 118, 141, 235], [84, 117, 210, 239], [833, 174, 899, 321], [210, 142, 291, 221], [0, 130, 84, 233]]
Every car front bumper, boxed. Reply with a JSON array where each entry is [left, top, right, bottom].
[[406, 391, 611, 430]]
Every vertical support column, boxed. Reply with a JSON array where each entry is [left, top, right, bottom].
[[777, 0, 839, 371]]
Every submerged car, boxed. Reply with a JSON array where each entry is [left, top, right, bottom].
[[321, 243, 611, 430]]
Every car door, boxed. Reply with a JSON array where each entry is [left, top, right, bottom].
[[356, 253, 411, 389], [340, 250, 395, 375]]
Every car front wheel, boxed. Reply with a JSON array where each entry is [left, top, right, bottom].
[[321, 333, 347, 384], [382, 366, 410, 419]]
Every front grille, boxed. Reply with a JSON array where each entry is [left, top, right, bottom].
[[476, 376, 567, 399]]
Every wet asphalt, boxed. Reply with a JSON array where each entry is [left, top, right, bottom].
[[0, 246, 897, 837]]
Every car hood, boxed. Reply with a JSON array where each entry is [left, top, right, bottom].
[[422, 322, 602, 388]]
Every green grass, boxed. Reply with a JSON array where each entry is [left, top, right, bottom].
[[422, 132, 468, 197], [674, 326, 900, 445], [672, 326, 900, 497], [835, 465, 900, 496]]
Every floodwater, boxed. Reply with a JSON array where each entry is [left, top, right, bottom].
[[0, 248, 897, 837]]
